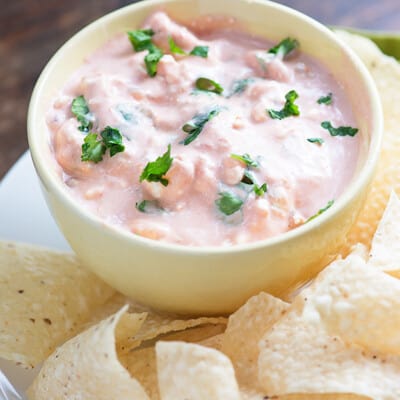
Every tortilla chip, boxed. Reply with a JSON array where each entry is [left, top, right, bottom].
[[221, 292, 289, 391], [335, 31, 400, 255], [87, 292, 227, 354], [301, 250, 400, 356], [119, 324, 227, 400], [258, 248, 400, 398], [368, 191, 400, 276], [0, 241, 115, 368], [28, 306, 149, 400], [156, 341, 241, 400]]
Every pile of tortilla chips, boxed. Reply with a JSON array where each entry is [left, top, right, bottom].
[[2, 32, 400, 400]]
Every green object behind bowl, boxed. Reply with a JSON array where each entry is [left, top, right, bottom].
[[337, 27, 400, 60]]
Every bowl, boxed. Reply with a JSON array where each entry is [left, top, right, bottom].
[[28, 0, 382, 315]]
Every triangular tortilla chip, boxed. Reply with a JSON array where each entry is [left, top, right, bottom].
[[156, 341, 241, 400], [0, 241, 115, 368], [28, 307, 149, 400], [368, 191, 400, 276]]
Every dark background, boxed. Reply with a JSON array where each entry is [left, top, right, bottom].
[[1, 0, 399, 179]]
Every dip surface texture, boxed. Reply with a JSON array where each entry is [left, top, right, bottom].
[[47, 12, 361, 246]]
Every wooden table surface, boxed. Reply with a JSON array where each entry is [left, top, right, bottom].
[[0, 0, 399, 179]]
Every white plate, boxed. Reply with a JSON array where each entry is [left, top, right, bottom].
[[0, 151, 70, 398]]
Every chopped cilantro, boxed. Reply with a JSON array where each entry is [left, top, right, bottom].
[[241, 170, 255, 185], [268, 37, 299, 58], [215, 192, 244, 216], [254, 183, 268, 196], [168, 36, 186, 55], [81, 133, 105, 163], [81, 126, 125, 163], [321, 121, 358, 137], [168, 39, 208, 58], [144, 45, 164, 77], [317, 93, 333, 105], [140, 144, 173, 186], [71, 95, 93, 132], [135, 200, 163, 213], [307, 137, 324, 145], [189, 46, 209, 58], [100, 126, 125, 157], [231, 153, 259, 168], [227, 78, 254, 97], [127, 30, 163, 77], [182, 107, 220, 145], [136, 200, 147, 212], [306, 200, 334, 223], [267, 90, 300, 120], [195, 77, 224, 95], [127, 29, 155, 52]]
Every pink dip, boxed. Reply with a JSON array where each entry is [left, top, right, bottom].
[[47, 12, 361, 246]]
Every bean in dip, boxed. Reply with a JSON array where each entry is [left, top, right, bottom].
[[47, 12, 360, 246]]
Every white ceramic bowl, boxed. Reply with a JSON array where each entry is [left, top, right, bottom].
[[28, 0, 382, 314]]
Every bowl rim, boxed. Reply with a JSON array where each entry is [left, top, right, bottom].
[[27, 0, 383, 256]]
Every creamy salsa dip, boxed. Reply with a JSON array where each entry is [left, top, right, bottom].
[[47, 12, 361, 246]]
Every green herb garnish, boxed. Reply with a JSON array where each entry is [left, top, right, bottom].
[[135, 200, 163, 213], [81, 126, 125, 163], [306, 200, 334, 223], [268, 37, 299, 58], [231, 153, 259, 168], [100, 126, 125, 157], [168, 37, 209, 58], [127, 30, 163, 77], [317, 93, 333, 105], [267, 90, 300, 120], [189, 46, 209, 58], [215, 192, 244, 216], [144, 45, 164, 77], [71, 95, 93, 132], [321, 121, 358, 137], [254, 183, 268, 196], [240, 170, 255, 186], [81, 133, 105, 163], [127, 29, 155, 52], [140, 144, 173, 186], [168, 36, 186, 55], [182, 107, 220, 145], [307, 137, 324, 145], [227, 78, 254, 97], [195, 77, 224, 95]]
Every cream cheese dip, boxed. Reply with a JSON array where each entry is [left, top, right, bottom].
[[47, 11, 361, 246]]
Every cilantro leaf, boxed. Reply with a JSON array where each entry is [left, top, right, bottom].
[[241, 170, 255, 185], [267, 90, 300, 120], [268, 37, 299, 58], [195, 77, 224, 95], [307, 137, 324, 145], [182, 107, 220, 145], [317, 93, 333, 105], [306, 200, 334, 223], [71, 95, 93, 132], [254, 183, 268, 196], [81, 133, 106, 163], [321, 121, 358, 137], [100, 126, 125, 157], [127, 29, 155, 52], [189, 46, 209, 58], [215, 192, 244, 216], [140, 144, 173, 186], [227, 78, 254, 97], [144, 44, 164, 77], [168, 36, 186, 55], [231, 153, 259, 168], [135, 200, 163, 213]]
